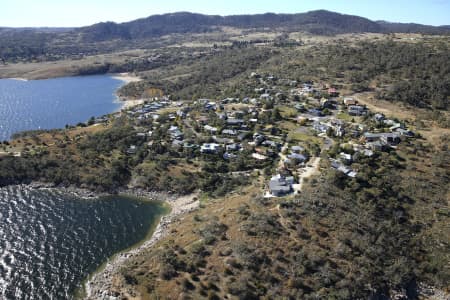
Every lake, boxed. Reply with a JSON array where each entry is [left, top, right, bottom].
[[0, 75, 125, 141], [0, 185, 168, 299]]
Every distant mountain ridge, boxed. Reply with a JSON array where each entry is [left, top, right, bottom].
[[1, 10, 449, 62], [77, 10, 450, 41]]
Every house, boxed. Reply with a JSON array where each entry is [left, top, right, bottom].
[[348, 105, 366, 116], [172, 139, 184, 148], [331, 159, 357, 177], [291, 146, 305, 153], [213, 137, 234, 144], [200, 143, 221, 154], [287, 153, 308, 163], [381, 133, 401, 145], [176, 110, 187, 119], [223, 152, 237, 160], [260, 93, 272, 100], [204, 102, 216, 111], [217, 112, 227, 120], [374, 113, 385, 122], [363, 132, 385, 142], [343, 97, 356, 106], [252, 153, 268, 160], [222, 129, 237, 136], [168, 126, 184, 140], [94, 117, 108, 124], [262, 140, 281, 149], [250, 98, 260, 105], [321, 98, 334, 109], [269, 174, 294, 197], [308, 109, 323, 117], [226, 118, 244, 127], [232, 111, 246, 119], [360, 149, 374, 157], [204, 125, 218, 134], [226, 144, 241, 152], [253, 133, 266, 145], [383, 119, 397, 126], [367, 141, 386, 151], [395, 128, 414, 137], [137, 131, 152, 138], [238, 132, 252, 141], [197, 98, 210, 105], [127, 145, 137, 155], [339, 152, 353, 164], [313, 121, 330, 133], [197, 116, 209, 125]]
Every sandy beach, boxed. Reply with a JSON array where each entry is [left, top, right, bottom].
[[84, 192, 199, 300], [111, 73, 147, 110], [111, 72, 142, 84], [7, 78, 29, 81]]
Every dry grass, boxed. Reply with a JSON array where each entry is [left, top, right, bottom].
[[0, 51, 146, 80]]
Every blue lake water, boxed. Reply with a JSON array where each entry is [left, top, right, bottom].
[[0, 186, 168, 300], [0, 75, 124, 141], [0, 76, 167, 299]]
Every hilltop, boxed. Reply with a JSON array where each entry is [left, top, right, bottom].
[[1, 10, 449, 63]]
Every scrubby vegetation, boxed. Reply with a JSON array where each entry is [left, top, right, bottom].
[[0, 25, 449, 300], [113, 136, 449, 299]]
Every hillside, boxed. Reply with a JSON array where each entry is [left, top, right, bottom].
[[77, 10, 385, 41], [76, 10, 450, 41], [0, 32, 449, 299], [1, 10, 449, 62]]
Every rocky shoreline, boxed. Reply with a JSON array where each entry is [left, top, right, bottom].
[[82, 192, 199, 300], [27, 181, 200, 299]]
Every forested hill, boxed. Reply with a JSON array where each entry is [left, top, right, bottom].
[[1, 10, 449, 63], [78, 10, 450, 41]]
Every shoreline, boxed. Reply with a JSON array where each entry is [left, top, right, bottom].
[[111, 72, 142, 84], [111, 72, 146, 110], [25, 182, 200, 299], [81, 191, 199, 299], [5, 72, 145, 111], [7, 77, 29, 81]]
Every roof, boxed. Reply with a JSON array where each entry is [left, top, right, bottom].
[[222, 129, 237, 135], [291, 145, 304, 152], [288, 153, 307, 161], [204, 125, 218, 132], [252, 153, 268, 160], [226, 118, 244, 125], [201, 143, 220, 152], [269, 174, 294, 194]]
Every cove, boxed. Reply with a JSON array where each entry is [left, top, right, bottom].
[[0, 75, 125, 141]]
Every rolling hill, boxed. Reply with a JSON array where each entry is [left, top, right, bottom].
[[1, 10, 449, 62]]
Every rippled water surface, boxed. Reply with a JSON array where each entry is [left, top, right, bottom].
[[0, 75, 124, 141], [0, 186, 167, 299]]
